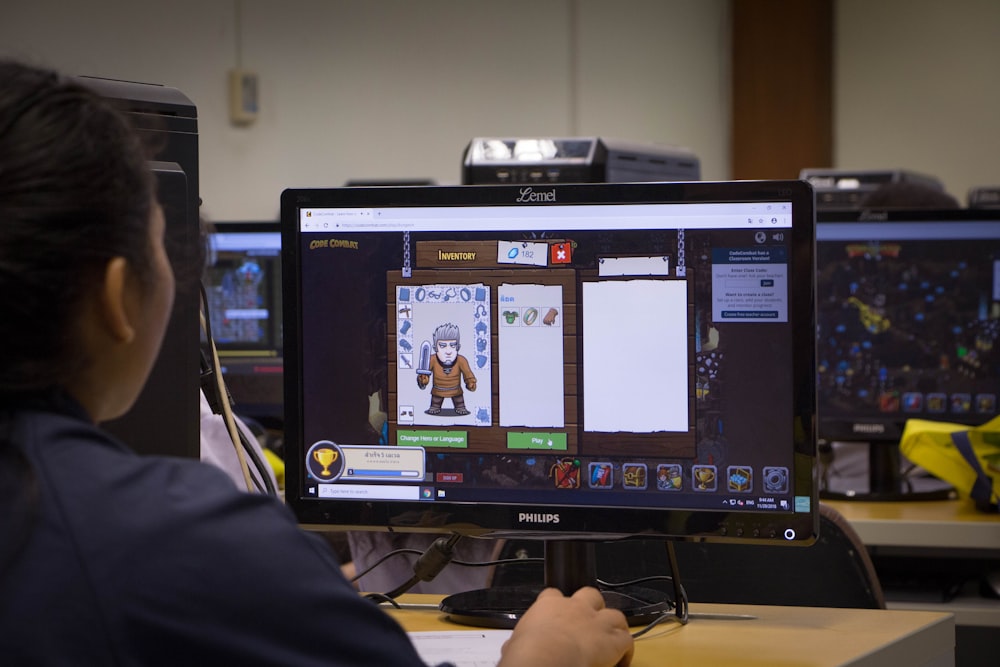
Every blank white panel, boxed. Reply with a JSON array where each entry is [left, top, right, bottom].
[[582, 280, 689, 433]]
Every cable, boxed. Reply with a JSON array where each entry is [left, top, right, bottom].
[[665, 539, 689, 624], [199, 282, 275, 496], [365, 534, 464, 603], [237, 426, 276, 495], [597, 574, 677, 590], [350, 548, 426, 584], [201, 314, 254, 492], [631, 605, 686, 638]]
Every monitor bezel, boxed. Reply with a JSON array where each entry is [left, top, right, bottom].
[[281, 180, 819, 545]]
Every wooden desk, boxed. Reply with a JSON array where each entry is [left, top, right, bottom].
[[826, 499, 1000, 626], [389, 595, 955, 667], [825, 498, 1000, 552], [827, 498, 999, 667]]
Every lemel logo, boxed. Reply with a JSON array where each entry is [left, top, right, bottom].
[[516, 187, 556, 203]]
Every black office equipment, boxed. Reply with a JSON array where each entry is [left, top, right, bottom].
[[463, 137, 700, 185], [281, 179, 818, 626], [77, 76, 201, 459], [969, 186, 1000, 209]]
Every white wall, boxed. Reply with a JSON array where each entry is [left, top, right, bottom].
[[3, 1, 997, 218], [835, 0, 1000, 204], [0, 0, 729, 221]]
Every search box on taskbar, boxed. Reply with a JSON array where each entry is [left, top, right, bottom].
[[316, 483, 421, 500]]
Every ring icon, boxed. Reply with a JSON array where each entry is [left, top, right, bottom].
[[783, 528, 796, 541]]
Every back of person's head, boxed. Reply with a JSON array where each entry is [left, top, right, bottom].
[[859, 181, 960, 209], [0, 60, 156, 395]]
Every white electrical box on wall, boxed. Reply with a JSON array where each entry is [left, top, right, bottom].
[[228, 68, 258, 125]]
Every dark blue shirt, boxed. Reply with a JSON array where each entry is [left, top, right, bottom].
[[0, 394, 432, 666]]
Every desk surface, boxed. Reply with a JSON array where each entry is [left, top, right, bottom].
[[825, 498, 1000, 632], [825, 498, 1000, 550], [389, 595, 955, 667]]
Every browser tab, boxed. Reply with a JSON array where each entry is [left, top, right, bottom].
[[300, 208, 374, 231]]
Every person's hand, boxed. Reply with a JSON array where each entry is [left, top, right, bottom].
[[498, 587, 634, 667], [416, 373, 429, 389], [465, 377, 476, 391]]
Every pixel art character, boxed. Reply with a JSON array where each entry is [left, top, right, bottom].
[[417, 322, 477, 415]]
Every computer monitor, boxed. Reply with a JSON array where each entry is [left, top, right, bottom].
[[281, 180, 818, 625], [204, 221, 284, 423], [816, 209, 1000, 499]]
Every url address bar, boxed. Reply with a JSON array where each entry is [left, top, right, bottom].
[[300, 204, 793, 233]]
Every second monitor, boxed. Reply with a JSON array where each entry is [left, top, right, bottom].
[[204, 221, 284, 424], [816, 208, 1000, 499]]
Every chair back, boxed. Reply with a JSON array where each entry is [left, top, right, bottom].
[[669, 503, 885, 608]]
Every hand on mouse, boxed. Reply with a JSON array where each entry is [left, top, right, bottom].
[[498, 587, 634, 667]]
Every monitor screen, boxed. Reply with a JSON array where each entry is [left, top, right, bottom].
[[204, 221, 284, 423], [815, 209, 1000, 498], [281, 181, 818, 620]]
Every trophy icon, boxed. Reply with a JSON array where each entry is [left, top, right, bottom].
[[312, 447, 338, 477], [693, 465, 717, 491], [307, 441, 344, 482]]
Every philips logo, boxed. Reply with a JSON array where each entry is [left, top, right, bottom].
[[517, 512, 560, 524], [852, 423, 886, 435], [516, 187, 556, 203]]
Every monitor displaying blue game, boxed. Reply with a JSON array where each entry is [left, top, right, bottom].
[[816, 209, 1000, 498], [280, 180, 818, 624], [204, 221, 284, 423]]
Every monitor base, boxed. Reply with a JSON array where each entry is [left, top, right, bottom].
[[820, 440, 958, 502], [440, 538, 688, 629], [439, 584, 674, 629]]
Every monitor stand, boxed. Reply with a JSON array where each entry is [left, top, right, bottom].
[[820, 441, 957, 502], [439, 539, 685, 629]]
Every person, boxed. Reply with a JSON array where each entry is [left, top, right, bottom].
[[859, 181, 960, 209], [0, 60, 634, 667], [200, 388, 280, 494]]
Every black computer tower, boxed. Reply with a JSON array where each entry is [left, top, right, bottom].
[[75, 76, 201, 459], [462, 137, 700, 185]]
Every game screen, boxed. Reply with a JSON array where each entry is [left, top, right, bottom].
[[204, 224, 284, 420], [205, 226, 283, 352], [816, 217, 1000, 440], [289, 197, 812, 520]]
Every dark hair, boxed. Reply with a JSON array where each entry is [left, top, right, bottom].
[[0, 60, 156, 576], [859, 181, 961, 210], [0, 60, 156, 393]]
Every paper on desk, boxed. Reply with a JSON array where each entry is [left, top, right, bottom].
[[409, 629, 512, 667]]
